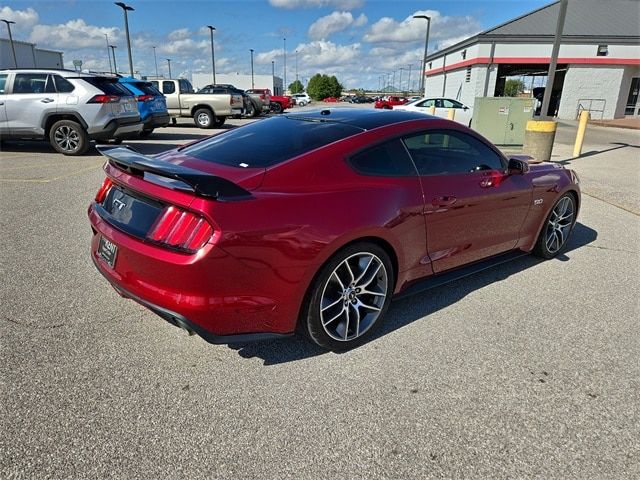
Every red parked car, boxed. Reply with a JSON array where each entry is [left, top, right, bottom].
[[375, 96, 408, 109], [89, 109, 580, 350], [323, 97, 339, 103], [269, 95, 293, 113]]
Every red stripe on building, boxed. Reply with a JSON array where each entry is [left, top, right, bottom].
[[426, 57, 640, 75]]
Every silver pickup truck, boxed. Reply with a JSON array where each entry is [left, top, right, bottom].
[[150, 78, 243, 128]]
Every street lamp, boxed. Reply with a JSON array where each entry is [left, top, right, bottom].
[[283, 37, 287, 90], [399, 67, 404, 92], [207, 25, 216, 85], [250, 49, 255, 89], [1, 20, 17, 68], [407, 64, 412, 92], [105, 33, 112, 73], [295, 50, 298, 82], [152, 46, 158, 77], [413, 14, 431, 94], [114, 2, 135, 76], [109, 45, 118, 74], [166, 58, 172, 78]]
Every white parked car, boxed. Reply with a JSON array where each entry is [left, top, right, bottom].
[[395, 97, 473, 126], [292, 93, 311, 106]]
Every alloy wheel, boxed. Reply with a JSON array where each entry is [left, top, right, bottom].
[[320, 252, 388, 342], [197, 112, 210, 126], [545, 196, 574, 254], [53, 125, 80, 152]]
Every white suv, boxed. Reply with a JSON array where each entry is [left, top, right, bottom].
[[0, 69, 142, 155], [292, 93, 311, 106]]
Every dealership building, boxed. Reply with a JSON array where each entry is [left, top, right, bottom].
[[423, 0, 640, 119]]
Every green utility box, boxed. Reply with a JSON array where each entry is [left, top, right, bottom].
[[471, 97, 535, 145]]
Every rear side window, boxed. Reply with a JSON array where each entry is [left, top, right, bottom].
[[130, 82, 160, 96], [349, 140, 416, 177], [179, 79, 193, 93], [0, 74, 6, 93], [83, 77, 127, 95], [403, 130, 504, 175], [13, 73, 54, 94], [53, 75, 75, 93], [162, 81, 175, 94], [181, 116, 362, 168]]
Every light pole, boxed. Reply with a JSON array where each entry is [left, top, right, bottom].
[[413, 14, 431, 94], [152, 46, 158, 77], [283, 37, 287, 91], [114, 2, 135, 76], [392, 70, 396, 92], [1, 20, 17, 68], [105, 34, 112, 73], [271, 60, 276, 93], [166, 58, 172, 78], [399, 67, 404, 93], [207, 25, 216, 85], [295, 50, 298, 82], [250, 49, 255, 89], [109, 45, 118, 74], [407, 64, 412, 92]]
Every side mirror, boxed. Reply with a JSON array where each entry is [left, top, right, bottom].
[[508, 157, 530, 174], [463, 106, 469, 111]]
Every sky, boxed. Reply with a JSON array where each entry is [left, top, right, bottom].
[[1, 0, 550, 89]]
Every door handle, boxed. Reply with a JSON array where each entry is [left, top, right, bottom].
[[40, 98, 55, 103], [432, 196, 457, 207], [0, 101, 4, 106], [509, 122, 514, 130]]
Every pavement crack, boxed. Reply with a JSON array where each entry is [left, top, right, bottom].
[[1, 316, 66, 330], [585, 244, 637, 254]]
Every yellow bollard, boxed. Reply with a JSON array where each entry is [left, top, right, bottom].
[[447, 108, 456, 120], [428, 105, 436, 115], [573, 110, 590, 157]]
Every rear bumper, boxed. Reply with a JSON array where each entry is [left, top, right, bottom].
[[90, 117, 143, 140], [88, 203, 302, 340], [142, 112, 170, 130]]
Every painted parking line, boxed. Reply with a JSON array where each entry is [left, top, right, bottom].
[[0, 160, 102, 171], [0, 164, 102, 183]]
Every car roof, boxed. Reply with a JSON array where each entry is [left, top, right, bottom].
[[285, 108, 434, 130], [0, 68, 107, 78]]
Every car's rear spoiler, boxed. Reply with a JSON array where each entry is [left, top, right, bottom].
[[96, 145, 252, 200]]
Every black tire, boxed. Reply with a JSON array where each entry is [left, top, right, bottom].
[[193, 108, 215, 129], [301, 242, 395, 351], [139, 129, 154, 138], [532, 193, 577, 259], [270, 101, 283, 114], [49, 119, 88, 155], [171, 117, 177, 125], [213, 116, 226, 127]]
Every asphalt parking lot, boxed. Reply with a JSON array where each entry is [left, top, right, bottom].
[[1, 107, 639, 479]]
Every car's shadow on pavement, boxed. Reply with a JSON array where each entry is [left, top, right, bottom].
[[227, 222, 598, 366]]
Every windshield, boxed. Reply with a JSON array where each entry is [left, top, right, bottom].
[[181, 116, 362, 168]]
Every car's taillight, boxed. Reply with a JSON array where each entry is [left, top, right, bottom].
[[95, 177, 113, 203], [147, 206, 214, 252], [87, 94, 120, 104], [136, 94, 153, 102]]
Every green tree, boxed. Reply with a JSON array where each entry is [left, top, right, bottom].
[[307, 73, 344, 100], [504, 79, 525, 97], [288, 79, 304, 94]]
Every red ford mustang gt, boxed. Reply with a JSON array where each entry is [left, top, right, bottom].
[[89, 109, 580, 350]]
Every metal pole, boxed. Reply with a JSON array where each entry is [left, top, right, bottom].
[[295, 50, 298, 81], [166, 58, 172, 78], [115, 2, 135, 76], [392, 70, 396, 92], [250, 49, 255, 89], [152, 46, 158, 78], [413, 15, 431, 93], [207, 26, 216, 84], [1, 20, 17, 68], [105, 34, 112, 73], [540, 0, 568, 119], [110, 45, 118, 74], [283, 37, 287, 91], [399, 68, 404, 93], [272, 60, 275, 93]]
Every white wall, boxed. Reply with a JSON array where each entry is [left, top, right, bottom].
[[557, 65, 626, 119], [1, 39, 63, 69]]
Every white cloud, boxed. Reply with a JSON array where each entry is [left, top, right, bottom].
[[269, 0, 364, 9], [363, 9, 481, 47], [0, 6, 39, 34], [308, 11, 367, 40], [29, 19, 119, 49], [294, 40, 361, 68], [159, 38, 209, 55], [168, 28, 191, 41]]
